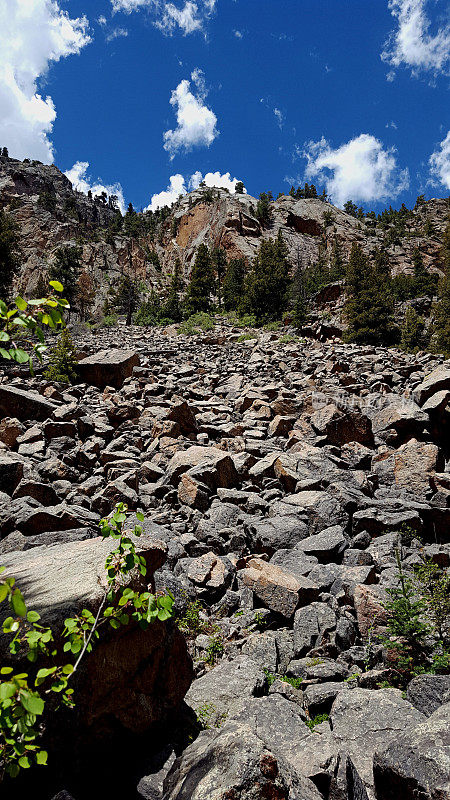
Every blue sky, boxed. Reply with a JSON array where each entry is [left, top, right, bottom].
[[1, 0, 449, 213]]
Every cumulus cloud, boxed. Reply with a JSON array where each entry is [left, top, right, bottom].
[[273, 108, 284, 129], [64, 161, 126, 214], [163, 69, 218, 159], [302, 133, 410, 207], [111, 0, 216, 35], [0, 0, 91, 163], [429, 131, 450, 190], [146, 169, 244, 211], [382, 0, 450, 78]]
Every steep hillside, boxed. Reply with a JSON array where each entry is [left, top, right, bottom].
[[0, 153, 448, 316]]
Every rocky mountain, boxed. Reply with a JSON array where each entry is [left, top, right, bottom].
[[1, 153, 448, 315], [0, 318, 449, 799]]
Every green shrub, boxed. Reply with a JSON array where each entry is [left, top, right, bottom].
[[99, 314, 118, 328], [178, 313, 214, 336], [306, 713, 329, 731], [177, 599, 207, 637], [43, 328, 78, 384], [237, 333, 256, 342]]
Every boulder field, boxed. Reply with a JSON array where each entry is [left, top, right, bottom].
[[0, 321, 449, 799]]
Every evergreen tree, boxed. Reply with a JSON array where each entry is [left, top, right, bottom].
[[412, 247, 438, 299], [43, 328, 78, 384], [255, 192, 272, 227], [243, 231, 290, 321], [401, 307, 425, 352], [211, 247, 227, 308], [1, 147, 8, 158], [49, 245, 82, 307], [433, 220, 450, 356], [328, 237, 346, 282], [344, 200, 358, 217], [223, 258, 246, 312], [163, 258, 183, 322], [344, 242, 397, 345], [0, 210, 21, 300], [235, 181, 245, 194], [184, 244, 215, 315]]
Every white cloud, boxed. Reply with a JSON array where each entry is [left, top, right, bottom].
[[273, 108, 284, 129], [302, 133, 410, 207], [382, 0, 450, 77], [234, 29, 243, 39], [146, 169, 244, 211], [163, 69, 218, 159], [64, 161, 126, 214], [106, 27, 129, 41], [111, 0, 216, 35], [189, 170, 243, 192], [145, 173, 187, 211], [98, 15, 108, 25], [0, 0, 90, 163], [429, 131, 450, 189]]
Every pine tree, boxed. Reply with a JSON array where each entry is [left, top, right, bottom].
[[184, 244, 215, 315], [412, 247, 438, 299], [223, 258, 246, 312], [243, 231, 290, 321], [235, 181, 245, 194], [113, 274, 140, 325], [43, 328, 78, 384], [211, 247, 227, 308], [401, 307, 425, 352], [433, 220, 450, 356], [0, 210, 21, 300], [255, 192, 272, 227], [344, 243, 397, 345], [163, 258, 183, 322], [328, 237, 345, 282], [49, 245, 82, 307]]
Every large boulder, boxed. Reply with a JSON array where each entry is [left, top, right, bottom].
[[184, 655, 266, 727], [413, 365, 450, 406], [310, 403, 373, 447], [76, 349, 140, 389], [0, 534, 192, 736], [373, 702, 450, 800], [406, 674, 450, 717], [330, 688, 425, 798], [240, 557, 318, 618], [166, 446, 238, 489], [0, 385, 57, 421]]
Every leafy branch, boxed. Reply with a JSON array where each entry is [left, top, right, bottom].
[[0, 503, 174, 780]]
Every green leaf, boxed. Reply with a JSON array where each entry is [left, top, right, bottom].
[[15, 296, 28, 311], [0, 347, 12, 360], [49, 280, 63, 293], [11, 589, 27, 617], [136, 511, 145, 522], [20, 692, 44, 716], [18, 756, 30, 769], [1, 666, 13, 675], [0, 583, 9, 603], [0, 331, 10, 342], [36, 750, 48, 765], [11, 349, 30, 365], [26, 610, 41, 623], [11, 589, 27, 618]]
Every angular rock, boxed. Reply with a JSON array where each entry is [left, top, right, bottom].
[[373, 702, 450, 800], [413, 365, 450, 406], [406, 674, 450, 717], [76, 349, 140, 389], [0, 385, 57, 421], [240, 557, 318, 618]]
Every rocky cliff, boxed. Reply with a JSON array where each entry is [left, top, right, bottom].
[[1, 154, 448, 313]]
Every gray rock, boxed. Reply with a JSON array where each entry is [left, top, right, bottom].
[[296, 525, 348, 562], [0, 385, 57, 421], [406, 674, 450, 717], [330, 688, 425, 796], [293, 602, 337, 656], [184, 655, 266, 727], [76, 348, 140, 389], [373, 701, 450, 800]]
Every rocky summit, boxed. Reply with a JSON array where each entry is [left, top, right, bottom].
[[0, 318, 449, 800]]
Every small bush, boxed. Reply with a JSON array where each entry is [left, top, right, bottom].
[[43, 328, 78, 384], [178, 313, 214, 336], [100, 314, 118, 328], [306, 713, 329, 731], [177, 600, 207, 637], [279, 334, 298, 343], [237, 333, 256, 342]]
